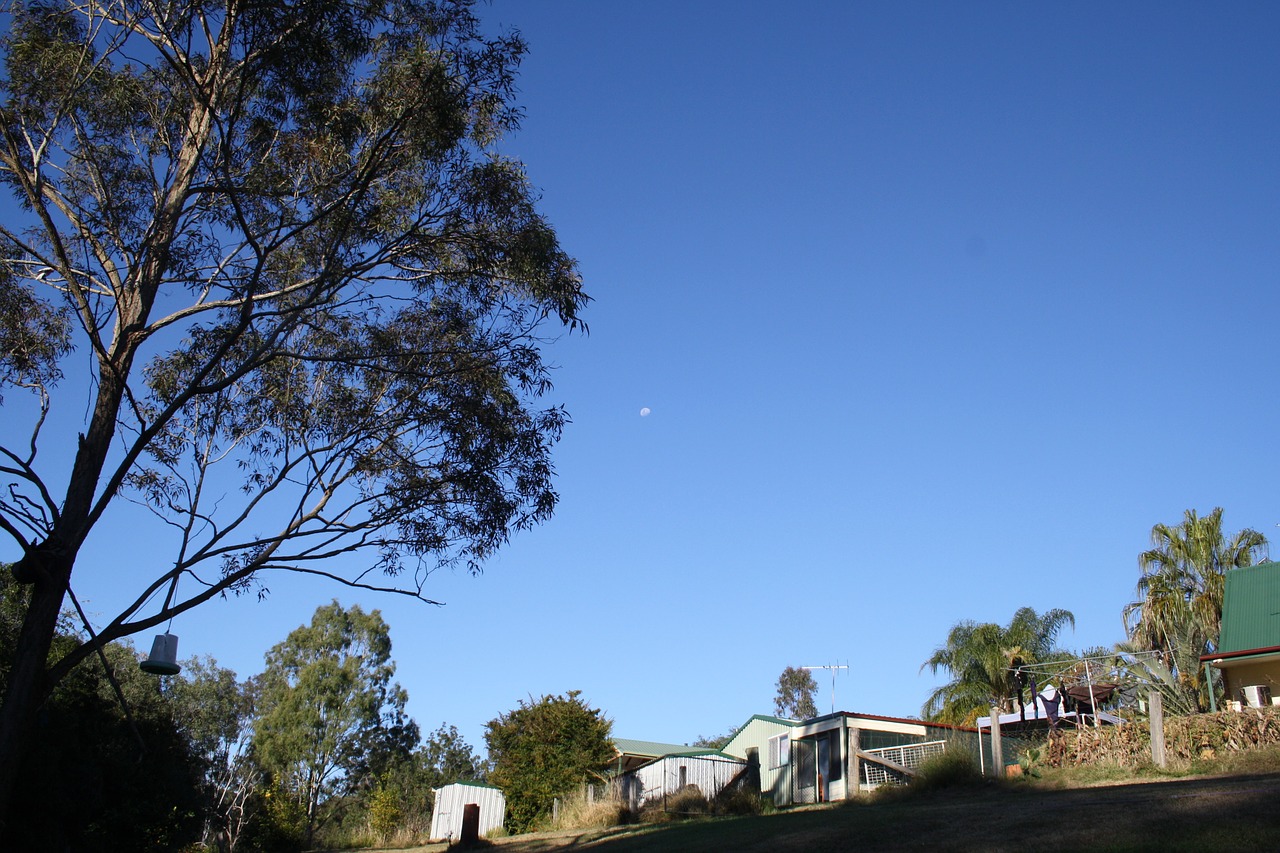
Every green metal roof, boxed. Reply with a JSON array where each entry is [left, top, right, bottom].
[[626, 749, 744, 773], [725, 714, 799, 737], [1218, 562, 1280, 654], [612, 738, 717, 758], [433, 780, 501, 791]]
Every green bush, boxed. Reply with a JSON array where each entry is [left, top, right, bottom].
[[715, 785, 765, 816], [638, 785, 712, 824], [368, 779, 405, 839], [250, 782, 307, 852], [911, 748, 983, 791]]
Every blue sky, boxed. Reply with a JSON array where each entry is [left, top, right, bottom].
[[21, 1, 1280, 754]]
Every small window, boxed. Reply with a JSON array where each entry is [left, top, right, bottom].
[[679, 765, 687, 788], [768, 733, 790, 769]]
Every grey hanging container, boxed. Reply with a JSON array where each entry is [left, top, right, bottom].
[[140, 632, 181, 675]]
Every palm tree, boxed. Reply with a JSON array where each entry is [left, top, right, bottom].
[[1122, 508, 1267, 711], [921, 607, 1075, 725]]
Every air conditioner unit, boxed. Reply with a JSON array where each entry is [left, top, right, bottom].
[[1242, 685, 1272, 708]]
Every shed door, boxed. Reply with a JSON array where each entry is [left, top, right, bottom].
[[793, 739, 817, 803]]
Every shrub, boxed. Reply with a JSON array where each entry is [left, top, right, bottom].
[[911, 748, 983, 791], [544, 785, 629, 832], [638, 785, 711, 824], [554, 797, 628, 831], [1018, 746, 1045, 778], [715, 785, 766, 816], [368, 779, 406, 840]]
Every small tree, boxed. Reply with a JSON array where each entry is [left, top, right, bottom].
[[774, 666, 818, 720], [692, 728, 736, 750], [378, 723, 486, 837], [253, 601, 415, 846], [485, 691, 613, 833], [166, 656, 258, 853]]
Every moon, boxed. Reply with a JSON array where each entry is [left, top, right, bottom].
[[639, 407, 651, 417]]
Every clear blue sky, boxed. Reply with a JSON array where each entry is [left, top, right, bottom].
[[43, 1, 1280, 755]]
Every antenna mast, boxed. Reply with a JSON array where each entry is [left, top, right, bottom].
[[802, 663, 849, 713]]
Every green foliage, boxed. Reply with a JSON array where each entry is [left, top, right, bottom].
[[348, 722, 487, 842], [253, 601, 415, 845], [1123, 508, 1267, 712], [485, 690, 614, 833], [0, 606, 203, 850], [1017, 746, 1044, 778], [911, 749, 983, 791], [692, 729, 735, 750], [774, 666, 819, 720], [253, 780, 307, 852], [1114, 640, 1202, 717], [420, 722, 488, 785], [920, 606, 1075, 725], [0, 271, 71, 403], [367, 775, 405, 840]]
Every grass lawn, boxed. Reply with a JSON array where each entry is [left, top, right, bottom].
[[360, 769, 1280, 853]]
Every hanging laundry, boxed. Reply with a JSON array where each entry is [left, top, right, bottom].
[[1039, 684, 1062, 729]]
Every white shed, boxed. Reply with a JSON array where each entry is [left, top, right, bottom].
[[620, 751, 747, 810], [429, 782, 505, 842]]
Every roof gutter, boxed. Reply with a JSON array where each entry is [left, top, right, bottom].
[[1199, 643, 1280, 664]]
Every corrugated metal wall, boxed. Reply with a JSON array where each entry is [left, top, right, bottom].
[[722, 718, 796, 806], [429, 783, 506, 842], [626, 755, 746, 809]]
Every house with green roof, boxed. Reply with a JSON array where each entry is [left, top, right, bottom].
[[1203, 561, 1280, 708], [721, 712, 985, 805]]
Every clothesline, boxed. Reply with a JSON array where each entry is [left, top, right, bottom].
[[1005, 650, 1164, 682]]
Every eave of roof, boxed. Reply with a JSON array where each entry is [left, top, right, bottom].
[[1201, 644, 1280, 666], [624, 749, 746, 774], [611, 738, 717, 758]]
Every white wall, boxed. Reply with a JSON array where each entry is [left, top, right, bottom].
[[429, 783, 505, 842]]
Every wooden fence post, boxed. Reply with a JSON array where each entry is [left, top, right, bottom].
[[848, 727, 861, 797], [990, 707, 1003, 777], [1149, 692, 1167, 768]]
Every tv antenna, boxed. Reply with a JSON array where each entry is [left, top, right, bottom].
[[802, 663, 849, 713]]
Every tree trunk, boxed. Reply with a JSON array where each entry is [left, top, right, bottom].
[[0, 553, 72, 834], [0, 366, 129, 828]]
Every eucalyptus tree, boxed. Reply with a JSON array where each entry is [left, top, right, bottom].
[[1122, 508, 1267, 711], [774, 665, 819, 720], [0, 0, 586, 819], [921, 606, 1075, 725], [253, 601, 413, 846]]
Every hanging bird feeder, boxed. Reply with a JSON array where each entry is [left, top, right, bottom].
[[140, 632, 181, 675], [140, 570, 183, 676]]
